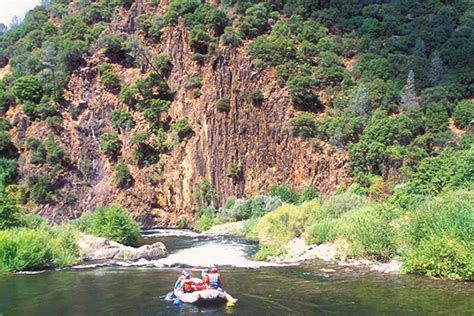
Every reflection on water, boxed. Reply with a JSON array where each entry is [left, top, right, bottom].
[[0, 230, 472, 315]]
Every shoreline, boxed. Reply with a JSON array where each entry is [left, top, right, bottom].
[[203, 221, 401, 274]]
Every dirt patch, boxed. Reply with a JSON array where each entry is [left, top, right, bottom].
[[0, 64, 10, 79]]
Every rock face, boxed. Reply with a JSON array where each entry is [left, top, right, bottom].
[[8, 1, 350, 227], [77, 234, 167, 261]]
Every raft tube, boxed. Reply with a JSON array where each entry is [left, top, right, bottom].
[[174, 288, 227, 306]]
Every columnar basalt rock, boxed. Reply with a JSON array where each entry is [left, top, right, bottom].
[[9, 1, 350, 228]]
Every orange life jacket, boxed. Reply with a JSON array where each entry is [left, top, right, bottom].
[[183, 278, 193, 292]]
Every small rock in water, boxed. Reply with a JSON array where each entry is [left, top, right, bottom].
[[320, 268, 336, 273]]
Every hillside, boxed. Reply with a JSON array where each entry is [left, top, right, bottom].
[[0, 0, 473, 229]]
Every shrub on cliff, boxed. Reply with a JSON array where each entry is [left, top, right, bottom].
[[77, 204, 140, 245], [99, 132, 121, 158], [111, 109, 134, 130], [114, 161, 132, 189], [216, 96, 230, 112]]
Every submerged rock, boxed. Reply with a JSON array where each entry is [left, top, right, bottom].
[[77, 234, 167, 262]]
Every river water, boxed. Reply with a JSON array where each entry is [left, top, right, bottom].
[[0, 230, 473, 315]]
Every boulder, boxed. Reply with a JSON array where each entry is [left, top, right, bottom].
[[77, 234, 167, 262]]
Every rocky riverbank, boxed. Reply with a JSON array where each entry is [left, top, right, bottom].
[[77, 234, 167, 262], [203, 222, 401, 274]]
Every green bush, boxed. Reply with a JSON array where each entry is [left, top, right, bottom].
[[453, 100, 474, 129], [114, 161, 132, 188], [185, 77, 201, 90], [28, 174, 54, 204], [217, 195, 282, 223], [111, 108, 134, 130], [170, 118, 192, 139], [153, 54, 172, 76], [195, 207, 216, 232], [100, 70, 120, 91], [253, 200, 321, 248], [268, 184, 300, 204], [0, 226, 80, 271], [99, 132, 121, 158], [290, 112, 319, 139], [401, 191, 473, 280], [14, 75, 42, 103], [77, 204, 140, 245], [216, 96, 230, 112], [100, 34, 125, 57], [251, 89, 264, 105]]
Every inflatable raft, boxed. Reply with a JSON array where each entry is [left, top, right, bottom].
[[173, 288, 227, 306]]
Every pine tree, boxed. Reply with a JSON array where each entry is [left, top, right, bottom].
[[0, 23, 7, 35], [414, 37, 426, 57], [400, 70, 420, 109], [429, 51, 444, 86], [349, 83, 369, 116]]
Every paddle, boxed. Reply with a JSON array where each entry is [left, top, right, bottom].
[[165, 291, 174, 301], [224, 291, 238, 305], [173, 296, 180, 305]]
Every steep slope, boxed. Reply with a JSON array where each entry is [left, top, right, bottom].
[[5, 1, 349, 227]]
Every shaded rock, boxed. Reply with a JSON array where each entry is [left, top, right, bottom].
[[77, 234, 167, 262]]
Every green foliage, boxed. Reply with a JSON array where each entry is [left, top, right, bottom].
[[44, 132, 67, 166], [227, 162, 240, 178], [407, 147, 473, 196], [0, 188, 20, 229], [100, 70, 120, 91], [114, 161, 132, 188], [130, 131, 159, 166], [401, 191, 473, 280], [14, 75, 42, 103], [28, 173, 54, 204], [0, 221, 80, 271], [221, 27, 241, 47], [111, 108, 134, 130], [77, 204, 140, 245], [193, 178, 215, 209], [189, 24, 211, 54], [216, 96, 230, 112], [217, 195, 282, 223], [170, 118, 192, 139], [290, 112, 319, 139], [99, 132, 121, 158], [184, 77, 201, 90], [153, 54, 172, 76], [287, 74, 320, 111], [100, 34, 124, 57], [0, 158, 18, 185], [453, 100, 474, 129], [194, 207, 216, 232], [251, 89, 264, 105], [268, 184, 300, 204]]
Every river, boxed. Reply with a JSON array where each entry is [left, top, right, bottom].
[[0, 230, 473, 315]]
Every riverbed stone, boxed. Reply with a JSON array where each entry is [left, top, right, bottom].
[[77, 234, 167, 262]]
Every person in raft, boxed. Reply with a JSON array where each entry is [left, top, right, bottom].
[[202, 264, 222, 289], [174, 271, 194, 293]]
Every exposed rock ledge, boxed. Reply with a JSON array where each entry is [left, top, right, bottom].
[[77, 234, 167, 262]]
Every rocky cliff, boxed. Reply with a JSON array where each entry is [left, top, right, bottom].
[[5, 0, 349, 227]]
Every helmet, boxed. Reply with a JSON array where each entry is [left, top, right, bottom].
[[203, 268, 209, 273], [210, 267, 218, 273], [182, 270, 190, 278]]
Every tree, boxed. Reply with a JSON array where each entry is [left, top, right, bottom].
[[0, 23, 8, 35], [414, 37, 426, 58], [400, 70, 420, 110], [290, 112, 318, 139], [41, 41, 60, 100], [429, 51, 444, 86], [14, 76, 42, 103], [0, 187, 19, 229], [349, 83, 369, 116], [9, 16, 21, 29]]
